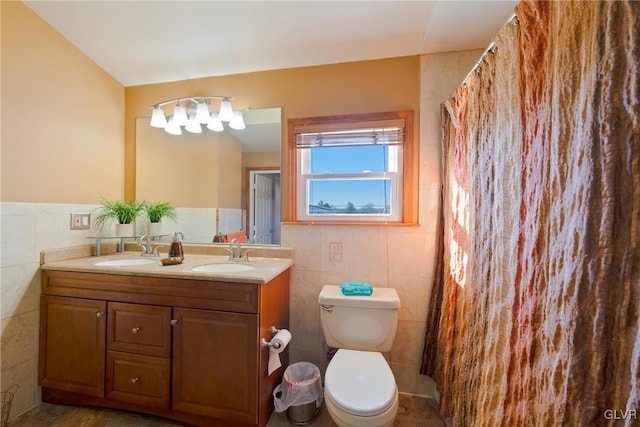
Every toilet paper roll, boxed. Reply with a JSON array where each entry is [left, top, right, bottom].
[[268, 329, 291, 375]]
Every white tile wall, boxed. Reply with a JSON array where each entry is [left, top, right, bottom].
[[134, 207, 244, 243], [1, 202, 104, 419]]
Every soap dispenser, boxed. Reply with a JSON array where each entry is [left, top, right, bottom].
[[168, 232, 184, 262]]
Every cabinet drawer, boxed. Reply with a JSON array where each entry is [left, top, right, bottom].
[[106, 351, 170, 408], [107, 302, 171, 357]]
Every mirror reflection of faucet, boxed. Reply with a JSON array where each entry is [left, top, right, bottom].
[[226, 238, 253, 262], [249, 231, 261, 244]]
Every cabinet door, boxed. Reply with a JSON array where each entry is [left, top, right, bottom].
[[172, 308, 258, 424], [39, 295, 106, 397]]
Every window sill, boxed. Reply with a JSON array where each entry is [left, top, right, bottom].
[[281, 221, 420, 227]]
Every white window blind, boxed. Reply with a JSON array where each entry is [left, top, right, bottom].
[[295, 119, 405, 149]]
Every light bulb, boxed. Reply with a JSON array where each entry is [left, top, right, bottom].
[[218, 99, 234, 122], [164, 115, 182, 135], [207, 113, 224, 132], [195, 101, 210, 124], [229, 111, 245, 130], [185, 115, 202, 133], [173, 103, 188, 126], [150, 106, 167, 127]]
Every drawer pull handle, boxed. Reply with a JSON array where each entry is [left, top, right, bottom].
[[131, 377, 139, 384], [131, 327, 141, 334], [96, 311, 105, 318], [170, 319, 178, 326]]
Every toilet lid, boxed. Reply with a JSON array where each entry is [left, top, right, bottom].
[[325, 349, 397, 416]]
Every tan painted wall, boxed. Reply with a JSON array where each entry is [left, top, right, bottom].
[[216, 134, 243, 208], [1, 2, 125, 204], [243, 151, 281, 170], [124, 56, 421, 216]]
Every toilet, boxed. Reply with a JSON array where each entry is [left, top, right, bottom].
[[318, 285, 401, 427]]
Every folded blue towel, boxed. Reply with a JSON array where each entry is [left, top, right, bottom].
[[340, 282, 373, 296]]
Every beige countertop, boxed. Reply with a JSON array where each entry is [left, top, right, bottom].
[[40, 251, 294, 285]]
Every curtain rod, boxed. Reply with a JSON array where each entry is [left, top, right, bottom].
[[457, 13, 518, 92]]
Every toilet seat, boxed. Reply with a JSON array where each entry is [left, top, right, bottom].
[[324, 349, 396, 416]]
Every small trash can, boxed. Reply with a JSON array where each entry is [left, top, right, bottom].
[[1, 384, 18, 427], [273, 362, 323, 425], [287, 400, 319, 425]]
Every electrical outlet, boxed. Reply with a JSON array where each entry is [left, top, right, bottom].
[[70, 213, 90, 230], [329, 242, 342, 262]]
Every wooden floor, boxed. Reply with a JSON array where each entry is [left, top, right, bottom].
[[8, 394, 445, 426]]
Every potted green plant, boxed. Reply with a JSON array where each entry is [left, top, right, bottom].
[[143, 202, 177, 235], [94, 199, 144, 236]]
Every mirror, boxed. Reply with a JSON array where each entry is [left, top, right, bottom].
[[136, 107, 281, 245]]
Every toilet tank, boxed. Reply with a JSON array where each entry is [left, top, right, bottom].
[[318, 285, 400, 352]]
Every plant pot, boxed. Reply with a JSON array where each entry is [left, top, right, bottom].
[[115, 223, 135, 237], [147, 221, 162, 236]]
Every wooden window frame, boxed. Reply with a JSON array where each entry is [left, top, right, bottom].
[[285, 110, 417, 225]]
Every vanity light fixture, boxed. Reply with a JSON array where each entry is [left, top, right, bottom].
[[149, 96, 245, 135]]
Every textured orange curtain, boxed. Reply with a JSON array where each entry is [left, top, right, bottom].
[[426, 1, 640, 425]]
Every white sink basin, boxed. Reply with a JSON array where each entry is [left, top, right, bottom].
[[191, 263, 255, 273], [94, 258, 157, 267]]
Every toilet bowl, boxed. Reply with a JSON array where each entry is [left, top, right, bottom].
[[319, 285, 401, 426], [323, 349, 399, 427]]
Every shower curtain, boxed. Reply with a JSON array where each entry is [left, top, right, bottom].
[[422, 1, 640, 426]]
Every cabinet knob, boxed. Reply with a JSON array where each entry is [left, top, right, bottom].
[[170, 319, 178, 326], [96, 311, 105, 318], [131, 327, 140, 334], [131, 377, 139, 384]]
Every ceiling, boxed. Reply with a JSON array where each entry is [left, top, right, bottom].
[[23, 1, 518, 87], [24, 1, 517, 152]]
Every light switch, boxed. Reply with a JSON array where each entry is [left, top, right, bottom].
[[329, 242, 342, 262], [70, 213, 90, 230]]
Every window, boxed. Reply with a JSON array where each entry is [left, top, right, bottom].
[[287, 111, 416, 224]]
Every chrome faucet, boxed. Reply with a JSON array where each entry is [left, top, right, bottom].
[[226, 238, 252, 262], [138, 234, 160, 257]]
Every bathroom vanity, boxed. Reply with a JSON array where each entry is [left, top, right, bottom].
[[38, 251, 292, 427]]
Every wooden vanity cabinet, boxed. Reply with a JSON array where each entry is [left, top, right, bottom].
[[39, 269, 289, 427]]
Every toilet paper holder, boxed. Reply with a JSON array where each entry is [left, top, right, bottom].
[[261, 326, 282, 349]]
